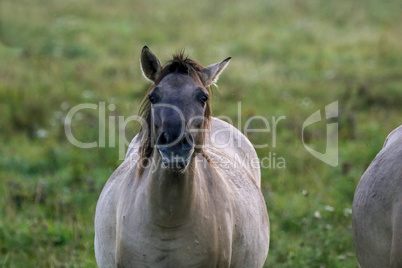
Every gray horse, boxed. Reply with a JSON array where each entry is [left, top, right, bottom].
[[353, 125, 402, 267], [95, 47, 270, 267]]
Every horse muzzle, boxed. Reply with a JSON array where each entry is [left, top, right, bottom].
[[156, 131, 194, 170]]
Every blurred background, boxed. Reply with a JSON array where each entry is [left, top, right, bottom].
[[0, 0, 401, 267]]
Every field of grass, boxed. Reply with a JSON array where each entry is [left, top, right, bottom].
[[1, 0, 401, 267]]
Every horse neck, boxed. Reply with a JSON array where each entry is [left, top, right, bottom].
[[147, 152, 197, 228]]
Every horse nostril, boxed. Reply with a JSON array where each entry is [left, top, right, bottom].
[[182, 132, 194, 150], [157, 131, 193, 151], [163, 132, 170, 143], [157, 132, 170, 146]]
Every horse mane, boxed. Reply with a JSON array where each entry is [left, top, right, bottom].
[[137, 52, 212, 176]]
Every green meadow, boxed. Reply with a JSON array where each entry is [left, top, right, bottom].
[[1, 0, 401, 267]]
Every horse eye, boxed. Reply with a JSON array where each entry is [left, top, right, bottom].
[[200, 94, 209, 103], [148, 94, 156, 103]]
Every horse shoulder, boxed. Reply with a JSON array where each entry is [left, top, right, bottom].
[[207, 117, 261, 188], [194, 157, 269, 267], [203, 118, 269, 267], [95, 158, 138, 267], [353, 126, 402, 268]]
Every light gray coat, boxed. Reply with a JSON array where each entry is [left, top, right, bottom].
[[353, 125, 402, 268], [95, 117, 270, 267]]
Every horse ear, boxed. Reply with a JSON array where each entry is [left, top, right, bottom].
[[202, 57, 231, 87], [141, 46, 162, 82]]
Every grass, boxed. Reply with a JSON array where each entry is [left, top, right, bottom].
[[0, 0, 401, 267]]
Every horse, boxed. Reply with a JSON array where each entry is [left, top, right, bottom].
[[353, 125, 402, 267], [94, 46, 270, 267]]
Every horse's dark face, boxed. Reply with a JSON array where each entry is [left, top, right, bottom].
[[140, 46, 230, 171], [149, 73, 208, 170]]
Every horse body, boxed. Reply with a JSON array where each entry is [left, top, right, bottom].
[[95, 47, 269, 267], [353, 125, 402, 268]]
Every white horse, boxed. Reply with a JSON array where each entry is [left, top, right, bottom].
[[353, 125, 402, 267], [95, 47, 270, 267]]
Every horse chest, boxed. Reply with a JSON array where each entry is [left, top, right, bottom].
[[116, 224, 228, 267]]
